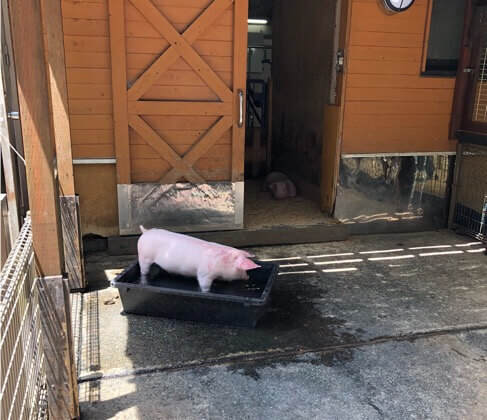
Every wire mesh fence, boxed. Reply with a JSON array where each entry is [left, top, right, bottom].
[[452, 144, 487, 243], [0, 215, 48, 420]]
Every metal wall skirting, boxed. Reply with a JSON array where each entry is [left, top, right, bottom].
[[117, 182, 245, 235], [335, 154, 454, 231]]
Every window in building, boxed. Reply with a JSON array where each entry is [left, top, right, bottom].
[[422, 0, 466, 76]]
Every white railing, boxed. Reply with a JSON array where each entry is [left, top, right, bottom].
[[0, 215, 47, 420], [1, 194, 11, 268]]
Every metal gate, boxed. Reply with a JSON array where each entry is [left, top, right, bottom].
[[450, 144, 487, 243]]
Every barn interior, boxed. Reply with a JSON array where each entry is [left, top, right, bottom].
[[244, 0, 339, 229]]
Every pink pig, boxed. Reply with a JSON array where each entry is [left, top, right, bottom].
[[137, 226, 260, 292], [264, 172, 297, 200]]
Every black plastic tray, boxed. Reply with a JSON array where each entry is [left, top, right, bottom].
[[112, 261, 278, 327]]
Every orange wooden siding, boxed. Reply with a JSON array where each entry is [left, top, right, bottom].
[[342, 0, 457, 154], [62, 0, 235, 182], [62, 0, 114, 159]]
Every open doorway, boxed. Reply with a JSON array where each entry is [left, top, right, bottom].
[[244, 0, 341, 229]]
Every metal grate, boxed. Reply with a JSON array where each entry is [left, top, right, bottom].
[[453, 145, 487, 243], [472, 8, 487, 122], [0, 215, 48, 420]]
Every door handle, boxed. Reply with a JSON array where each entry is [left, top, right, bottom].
[[238, 89, 244, 128], [336, 49, 344, 73]]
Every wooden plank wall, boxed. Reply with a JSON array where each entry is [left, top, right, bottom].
[[61, 0, 118, 235], [342, 0, 457, 154], [272, 0, 337, 188], [61, 0, 235, 177], [62, 0, 114, 159]]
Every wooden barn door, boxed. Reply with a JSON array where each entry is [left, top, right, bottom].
[[108, 0, 248, 230]]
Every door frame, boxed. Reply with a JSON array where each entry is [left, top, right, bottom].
[[320, 0, 351, 214], [451, 0, 487, 137]]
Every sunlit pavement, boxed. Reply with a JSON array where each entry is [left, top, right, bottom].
[[75, 230, 487, 419]]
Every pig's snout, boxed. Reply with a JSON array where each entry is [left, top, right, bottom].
[[269, 182, 290, 199]]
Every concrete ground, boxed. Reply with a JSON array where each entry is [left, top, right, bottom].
[[74, 230, 487, 419]]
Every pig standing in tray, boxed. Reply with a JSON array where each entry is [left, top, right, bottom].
[[137, 226, 260, 292]]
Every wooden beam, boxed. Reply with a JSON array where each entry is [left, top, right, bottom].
[[161, 115, 232, 182], [0, 86, 19, 243], [38, 276, 80, 420], [0, 7, 19, 242], [129, 0, 232, 102], [128, 101, 232, 116], [231, 0, 248, 182], [321, 0, 351, 214], [266, 78, 272, 173], [8, 0, 79, 417], [108, 0, 131, 184], [40, 0, 75, 196], [450, 0, 474, 138], [40, 0, 85, 290], [448, 142, 463, 229], [1, 0, 29, 218], [7, 0, 64, 276], [420, 0, 434, 73], [127, 0, 232, 101], [128, 114, 205, 183], [127, 47, 180, 101]]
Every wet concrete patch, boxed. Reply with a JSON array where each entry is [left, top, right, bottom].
[[79, 330, 487, 420], [227, 348, 355, 381], [82, 272, 361, 376], [81, 230, 487, 375]]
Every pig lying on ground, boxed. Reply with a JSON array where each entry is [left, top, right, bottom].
[[137, 226, 260, 292], [263, 172, 297, 200]]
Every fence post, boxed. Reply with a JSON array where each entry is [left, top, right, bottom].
[[6, 0, 80, 417], [448, 143, 463, 229], [38, 276, 80, 419], [0, 3, 20, 244], [40, 0, 86, 291]]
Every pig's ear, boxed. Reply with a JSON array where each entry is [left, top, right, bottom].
[[240, 250, 255, 258], [237, 256, 260, 271]]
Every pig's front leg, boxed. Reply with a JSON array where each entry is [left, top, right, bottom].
[[139, 258, 151, 285], [197, 269, 215, 293]]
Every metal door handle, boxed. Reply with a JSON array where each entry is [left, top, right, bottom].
[[238, 90, 244, 128]]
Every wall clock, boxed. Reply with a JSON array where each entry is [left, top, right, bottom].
[[383, 0, 415, 13]]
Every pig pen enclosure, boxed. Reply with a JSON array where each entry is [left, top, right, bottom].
[[450, 143, 487, 244], [2, 0, 487, 417]]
